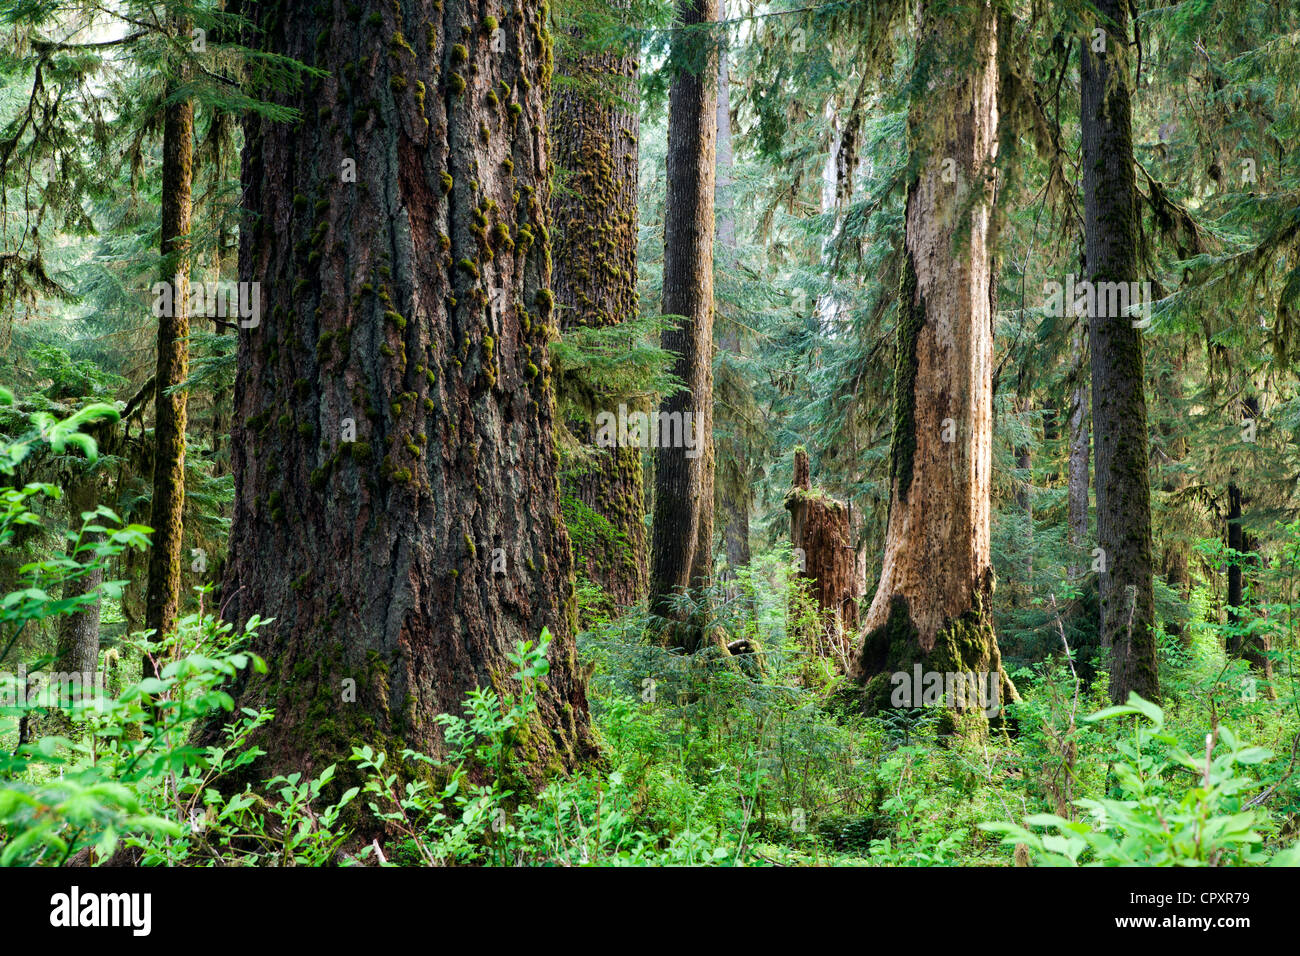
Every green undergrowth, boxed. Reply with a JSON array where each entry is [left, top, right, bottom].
[[4, 396, 1300, 865]]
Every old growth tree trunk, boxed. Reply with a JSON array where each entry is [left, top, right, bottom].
[[849, 0, 1012, 721], [552, 15, 648, 606], [1081, 0, 1159, 704], [144, 39, 192, 676], [649, 0, 720, 651], [221, 0, 592, 778]]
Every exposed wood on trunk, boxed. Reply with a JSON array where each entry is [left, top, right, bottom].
[[786, 449, 858, 664], [850, 0, 1013, 724]]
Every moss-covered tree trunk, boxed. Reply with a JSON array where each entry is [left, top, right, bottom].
[[144, 34, 192, 676], [552, 14, 648, 607], [649, 0, 721, 651], [1081, 0, 1158, 704], [849, 0, 1012, 721], [220, 0, 593, 780]]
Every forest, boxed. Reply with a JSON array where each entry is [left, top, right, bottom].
[[2, 0, 1300, 878]]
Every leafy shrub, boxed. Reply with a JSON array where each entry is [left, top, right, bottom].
[[982, 694, 1300, 866]]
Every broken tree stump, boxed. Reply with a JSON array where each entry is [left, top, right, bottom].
[[784, 448, 860, 665]]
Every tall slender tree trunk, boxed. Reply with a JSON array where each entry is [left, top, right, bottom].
[[850, 0, 1012, 722], [552, 14, 648, 606], [220, 0, 592, 780], [25, 474, 106, 742], [1227, 479, 1246, 618], [207, 98, 239, 603], [55, 476, 102, 684], [1015, 395, 1033, 583], [649, 0, 720, 651], [1228, 396, 1272, 688], [1067, 321, 1090, 578], [144, 32, 193, 675], [210, 102, 239, 480], [1157, 348, 1191, 643], [1081, 0, 1159, 704], [715, 36, 751, 575]]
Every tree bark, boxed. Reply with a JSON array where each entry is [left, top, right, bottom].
[[144, 28, 193, 676], [552, 13, 648, 606], [649, 0, 720, 651], [220, 0, 593, 782], [850, 0, 1012, 723], [1081, 0, 1159, 704], [715, 39, 751, 575]]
